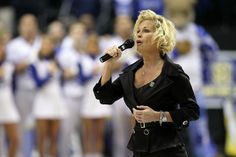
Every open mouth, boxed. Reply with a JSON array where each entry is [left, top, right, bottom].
[[136, 40, 142, 45]]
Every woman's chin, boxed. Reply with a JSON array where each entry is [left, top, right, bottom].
[[137, 47, 145, 53]]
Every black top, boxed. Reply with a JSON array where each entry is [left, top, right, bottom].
[[134, 73, 162, 105], [93, 54, 200, 153]]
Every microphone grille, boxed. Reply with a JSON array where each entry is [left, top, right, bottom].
[[124, 39, 134, 49]]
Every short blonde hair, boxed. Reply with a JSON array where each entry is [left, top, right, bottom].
[[133, 10, 176, 54]]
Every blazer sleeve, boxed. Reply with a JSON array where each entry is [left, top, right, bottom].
[[169, 73, 200, 129], [93, 77, 123, 104]]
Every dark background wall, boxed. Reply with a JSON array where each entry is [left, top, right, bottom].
[[1, 0, 236, 50], [195, 0, 236, 50]]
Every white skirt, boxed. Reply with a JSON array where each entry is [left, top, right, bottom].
[[33, 83, 68, 119], [0, 89, 20, 123], [80, 79, 112, 118]]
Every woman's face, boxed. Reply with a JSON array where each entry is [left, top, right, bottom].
[[19, 15, 38, 41], [86, 34, 100, 56], [115, 16, 133, 39], [0, 39, 6, 60], [136, 20, 157, 54], [40, 37, 54, 57]]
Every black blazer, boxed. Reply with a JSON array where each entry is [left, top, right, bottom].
[[93, 54, 199, 153]]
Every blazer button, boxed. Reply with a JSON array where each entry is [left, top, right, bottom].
[[144, 129, 149, 135], [182, 120, 188, 126], [132, 129, 135, 134], [96, 91, 100, 93]]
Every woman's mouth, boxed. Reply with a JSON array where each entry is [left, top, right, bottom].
[[136, 40, 142, 45]]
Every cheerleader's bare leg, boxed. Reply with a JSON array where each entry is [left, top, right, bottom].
[[48, 120, 60, 157], [82, 118, 94, 154], [95, 118, 105, 154], [36, 119, 48, 157], [4, 123, 19, 157]]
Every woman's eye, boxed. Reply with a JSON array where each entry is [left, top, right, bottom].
[[137, 28, 151, 34], [143, 29, 150, 32]]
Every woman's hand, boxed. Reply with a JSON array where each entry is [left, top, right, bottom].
[[176, 40, 192, 55], [15, 62, 28, 74], [101, 46, 122, 86], [63, 69, 76, 80], [0, 67, 4, 78], [104, 46, 122, 65], [49, 61, 58, 74], [132, 106, 159, 123]]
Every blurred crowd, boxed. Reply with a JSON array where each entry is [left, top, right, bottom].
[[0, 0, 235, 157]]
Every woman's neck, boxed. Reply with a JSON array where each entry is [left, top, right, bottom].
[[142, 52, 163, 69], [24, 36, 35, 45]]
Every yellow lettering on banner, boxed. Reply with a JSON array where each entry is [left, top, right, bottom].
[[212, 62, 232, 85], [203, 86, 230, 97], [233, 88, 236, 97]]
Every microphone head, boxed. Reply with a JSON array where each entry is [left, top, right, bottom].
[[100, 39, 134, 63], [124, 39, 135, 49]]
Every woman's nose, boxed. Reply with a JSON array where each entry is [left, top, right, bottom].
[[137, 32, 141, 38]]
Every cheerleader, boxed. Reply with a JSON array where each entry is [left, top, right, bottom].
[[80, 33, 112, 157], [31, 35, 67, 157], [99, 15, 138, 157], [0, 30, 20, 157], [57, 22, 86, 157], [6, 14, 42, 157]]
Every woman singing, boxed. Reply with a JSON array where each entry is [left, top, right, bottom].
[[93, 10, 200, 157]]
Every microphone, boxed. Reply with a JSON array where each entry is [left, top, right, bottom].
[[99, 39, 135, 63]]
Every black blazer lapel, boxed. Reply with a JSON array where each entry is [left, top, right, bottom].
[[135, 55, 176, 102], [119, 70, 138, 109], [144, 76, 174, 100]]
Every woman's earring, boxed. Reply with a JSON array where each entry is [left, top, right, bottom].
[[160, 51, 165, 58]]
